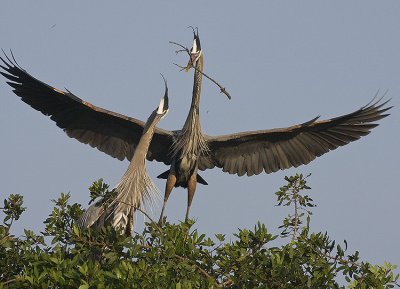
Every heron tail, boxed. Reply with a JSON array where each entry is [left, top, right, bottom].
[[157, 170, 208, 185]]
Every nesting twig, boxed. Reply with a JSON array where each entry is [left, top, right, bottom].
[[169, 41, 232, 100], [169, 41, 190, 55], [174, 63, 231, 99]]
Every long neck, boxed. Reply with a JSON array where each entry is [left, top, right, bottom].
[[113, 111, 159, 215], [183, 55, 203, 131], [131, 111, 158, 164]]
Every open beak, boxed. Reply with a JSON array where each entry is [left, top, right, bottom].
[[184, 30, 201, 72]]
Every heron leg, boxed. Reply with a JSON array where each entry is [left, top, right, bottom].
[[159, 172, 176, 224], [125, 208, 134, 237], [185, 173, 197, 222]]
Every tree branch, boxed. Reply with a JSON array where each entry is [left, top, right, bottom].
[[174, 63, 232, 99], [292, 178, 299, 241], [3, 277, 19, 286], [169, 41, 190, 56], [173, 254, 234, 288], [169, 40, 232, 99]]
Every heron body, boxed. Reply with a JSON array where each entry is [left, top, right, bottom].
[[169, 81, 207, 187], [78, 90, 169, 235], [169, 38, 207, 187], [157, 34, 212, 222], [0, 31, 391, 223]]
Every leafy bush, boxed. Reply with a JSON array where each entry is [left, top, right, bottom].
[[0, 175, 398, 288]]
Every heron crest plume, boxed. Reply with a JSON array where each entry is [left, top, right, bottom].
[[109, 166, 160, 230]]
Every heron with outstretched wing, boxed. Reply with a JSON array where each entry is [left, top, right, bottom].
[[0, 31, 391, 223]]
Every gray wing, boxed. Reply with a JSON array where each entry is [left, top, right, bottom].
[[199, 98, 391, 176], [77, 203, 106, 229], [0, 53, 174, 164]]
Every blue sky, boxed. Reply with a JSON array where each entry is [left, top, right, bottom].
[[1, 1, 399, 267]]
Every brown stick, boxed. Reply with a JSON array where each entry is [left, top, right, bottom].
[[173, 254, 234, 288], [170, 41, 232, 99]]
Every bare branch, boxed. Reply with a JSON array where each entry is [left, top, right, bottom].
[[219, 279, 235, 288], [174, 63, 232, 100], [173, 254, 234, 288], [170, 40, 232, 99], [133, 206, 157, 225], [169, 41, 190, 56], [3, 277, 20, 286]]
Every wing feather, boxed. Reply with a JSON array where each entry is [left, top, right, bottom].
[[274, 143, 291, 169], [1, 53, 174, 164], [199, 98, 391, 176]]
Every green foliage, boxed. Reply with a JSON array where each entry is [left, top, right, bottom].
[[2, 194, 25, 228], [276, 173, 314, 239], [88, 179, 117, 206], [0, 176, 398, 288]]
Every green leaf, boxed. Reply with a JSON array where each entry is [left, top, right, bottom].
[[72, 224, 80, 236], [0, 175, 398, 289], [215, 234, 225, 242]]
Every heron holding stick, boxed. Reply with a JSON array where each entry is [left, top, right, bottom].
[[0, 29, 391, 224]]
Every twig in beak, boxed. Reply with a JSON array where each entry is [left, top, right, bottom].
[[169, 41, 190, 56], [173, 63, 232, 100], [170, 40, 232, 99]]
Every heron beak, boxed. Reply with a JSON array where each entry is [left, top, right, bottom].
[[184, 34, 201, 72], [159, 95, 169, 117], [162, 90, 169, 112], [157, 75, 169, 116]]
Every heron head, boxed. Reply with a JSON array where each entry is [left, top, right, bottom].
[[185, 28, 202, 71], [156, 75, 169, 118]]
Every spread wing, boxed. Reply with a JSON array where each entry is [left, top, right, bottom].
[[0, 52, 174, 164], [199, 98, 391, 176]]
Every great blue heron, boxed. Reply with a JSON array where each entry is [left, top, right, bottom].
[[78, 83, 169, 235], [0, 31, 391, 223]]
